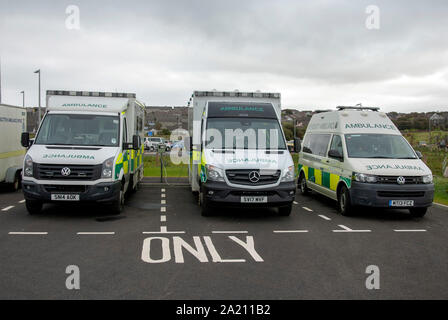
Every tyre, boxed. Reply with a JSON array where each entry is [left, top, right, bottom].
[[337, 185, 354, 216], [199, 189, 212, 216], [109, 187, 124, 215], [10, 172, 21, 192], [149, 146, 155, 152], [298, 172, 309, 195], [279, 204, 292, 216], [165, 147, 171, 152], [409, 207, 427, 218], [25, 200, 42, 215]]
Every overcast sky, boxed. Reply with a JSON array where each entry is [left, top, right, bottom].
[[0, 0, 447, 112]]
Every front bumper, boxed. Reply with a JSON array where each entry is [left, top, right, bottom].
[[349, 181, 434, 208], [22, 180, 121, 203], [202, 181, 296, 207]]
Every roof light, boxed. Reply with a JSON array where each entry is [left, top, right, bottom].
[[46, 90, 135, 98]]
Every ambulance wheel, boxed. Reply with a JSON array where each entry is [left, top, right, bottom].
[[409, 207, 427, 218], [10, 172, 21, 192], [298, 173, 309, 195], [26, 200, 42, 215], [338, 185, 353, 216], [199, 189, 212, 216], [279, 204, 292, 216], [110, 188, 124, 215]]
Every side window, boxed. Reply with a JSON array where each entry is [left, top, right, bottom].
[[123, 118, 128, 143], [303, 134, 331, 157], [329, 135, 343, 156]]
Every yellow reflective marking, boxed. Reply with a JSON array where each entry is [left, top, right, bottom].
[[330, 173, 339, 191], [315, 169, 322, 185], [116, 153, 123, 164], [0, 149, 26, 159]]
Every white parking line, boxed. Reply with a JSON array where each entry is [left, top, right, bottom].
[[161, 194, 166, 198], [161, 188, 165, 192], [293, 201, 298, 205], [142, 226, 185, 234], [160, 206, 166, 212], [161, 215, 166, 222], [333, 225, 371, 233], [76, 232, 115, 235], [212, 231, 248, 234], [8, 232, 48, 235], [273, 230, 309, 233], [161, 200, 166, 204], [302, 207, 313, 212], [2, 206, 14, 211], [18, 200, 25, 204], [318, 214, 331, 221], [393, 229, 427, 232]]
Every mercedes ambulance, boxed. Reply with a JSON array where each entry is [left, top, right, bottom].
[[21, 90, 145, 215], [297, 105, 434, 217], [187, 90, 296, 216]]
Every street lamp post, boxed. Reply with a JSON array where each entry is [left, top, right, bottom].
[[34, 69, 41, 124], [20, 91, 25, 107]]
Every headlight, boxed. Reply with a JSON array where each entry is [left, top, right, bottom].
[[281, 165, 295, 182], [101, 157, 115, 179], [422, 174, 433, 184], [206, 164, 224, 182], [353, 172, 378, 183], [24, 155, 33, 177]]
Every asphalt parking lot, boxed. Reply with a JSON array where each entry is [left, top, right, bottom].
[[0, 183, 447, 299]]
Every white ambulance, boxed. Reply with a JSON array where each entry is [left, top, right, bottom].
[[0, 104, 27, 191], [187, 90, 296, 216], [21, 90, 145, 215], [297, 105, 434, 217]]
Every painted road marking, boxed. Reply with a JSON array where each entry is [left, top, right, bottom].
[[76, 232, 115, 235], [161, 206, 166, 212], [318, 214, 331, 221], [161, 215, 166, 222], [161, 188, 165, 192], [273, 230, 309, 233], [18, 200, 25, 204], [212, 231, 248, 234], [333, 225, 371, 233], [8, 232, 48, 235], [141, 235, 262, 264], [161, 200, 166, 204], [161, 194, 166, 198], [394, 229, 427, 232], [2, 206, 14, 211], [143, 226, 185, 234], [302, 207, 313, 212], [293, 201, 298, 205]]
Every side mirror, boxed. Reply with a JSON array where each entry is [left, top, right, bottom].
[[328, 149, 343, 161], [415, 150, 423, 159], [132, 135, 139, 150], [21, 132, 30, 148], [294, 138, 301, 153]]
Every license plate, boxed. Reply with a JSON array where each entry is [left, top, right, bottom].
[[241, 196, 267, 203], [51, 194, 80, 201], [389, 200, 414, 207]]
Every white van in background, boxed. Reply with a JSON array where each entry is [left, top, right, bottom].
[[187, 90, 296, 216], [0, 104, 27, 191], [297, 105, 434, 217], [21, 90, 145, 215]]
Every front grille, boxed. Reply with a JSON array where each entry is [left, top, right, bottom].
[[377, 191, 425, 198], [230, 191, 277, 196], [377, 176, 424, 184], [35, 163, 101, 181], [226, 169, 281, 186], [43, 185, 87, 193]]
